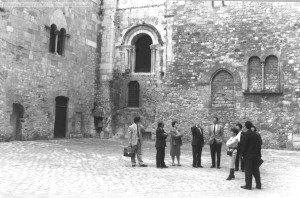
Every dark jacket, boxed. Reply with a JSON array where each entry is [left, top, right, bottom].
[[155, 127, 168, 148], [191, 126, 204, 146], [257, 132, 262, 158], [240, 130, 262, 160]]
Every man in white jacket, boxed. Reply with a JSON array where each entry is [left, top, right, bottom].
[[128, 116, 147, 167]]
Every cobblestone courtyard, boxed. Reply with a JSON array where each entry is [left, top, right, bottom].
[[0, 138, 299, 198]]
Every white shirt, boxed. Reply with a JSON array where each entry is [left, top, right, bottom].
[[237, 130, 243, 142]]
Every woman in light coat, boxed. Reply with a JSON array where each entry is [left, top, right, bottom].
[[170, 121, 183, 166], [225, 127, 239, 180]]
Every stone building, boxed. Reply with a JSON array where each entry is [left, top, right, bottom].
[[96, 0, 300, 149], [1, 0, 300, 150], [0, 0, 101, 141]]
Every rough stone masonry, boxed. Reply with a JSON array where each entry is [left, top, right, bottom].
[[1, 0, 300, 150], [0, 0, 101, 141], [98, 0, 300, 150]]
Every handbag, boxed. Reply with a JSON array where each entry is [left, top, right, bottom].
[[123, 146, 135, 157], [227, 148, 235, 156], [227, 150, 233, 156]]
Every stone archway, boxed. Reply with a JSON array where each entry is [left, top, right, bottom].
[[54, 96, 68, 138], [117, 24, 163, 74], [11, 103, 24, 141]]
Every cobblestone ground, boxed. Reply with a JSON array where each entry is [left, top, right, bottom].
[[0, 138, 300, 198]]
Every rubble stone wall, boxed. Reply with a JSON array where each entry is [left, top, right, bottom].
[[105, 0, 300, 149]]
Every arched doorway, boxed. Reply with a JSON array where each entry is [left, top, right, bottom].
[[11, 103, 24, 140], [54, 96, 68, 138]]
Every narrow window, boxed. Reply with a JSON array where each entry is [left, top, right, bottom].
[[128, 81, 140, 107], [135, 35, 152, 73], [57, 28, 66, 56], [49, 24, 57, 53]]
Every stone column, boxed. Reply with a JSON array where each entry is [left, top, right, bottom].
[[119, 48, 125, 72], [278, 61, 281, 92], [54, 30, 60, 54], [150, 44, 156, 73], [261, 61, 265, 91], [131, 46, 136, 73]]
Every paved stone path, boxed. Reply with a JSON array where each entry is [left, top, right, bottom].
[[0, 138, 300, 198]]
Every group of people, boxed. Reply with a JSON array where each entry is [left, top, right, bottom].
[[127, 116, 262, 190]]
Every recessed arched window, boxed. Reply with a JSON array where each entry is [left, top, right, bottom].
[[264, 55, 279, 92], [135, 35, 152, 73], [211, 70, 235, 109], [49, 24, 57, 53], [128, 81, 140, 107], [57, 28, 66, 56], [48, 24, 67, 56], [246, 55, 280, 93], [248, 56, 262, 92]]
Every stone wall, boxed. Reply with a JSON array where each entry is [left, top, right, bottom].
[[102, 0, 300, 149], [0, 1, 100, 141]]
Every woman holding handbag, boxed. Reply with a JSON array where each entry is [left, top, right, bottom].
[[225, 127, 239, 180], [170, 121, 183, 166]]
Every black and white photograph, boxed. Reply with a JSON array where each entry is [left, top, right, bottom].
[[0, 0, 300, 197]]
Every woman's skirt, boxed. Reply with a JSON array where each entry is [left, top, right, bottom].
[[170, 144, 181, 157]]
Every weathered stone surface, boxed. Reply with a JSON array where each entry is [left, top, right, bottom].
[[97, 0, 300, 149], [0, 3, 100, 140]]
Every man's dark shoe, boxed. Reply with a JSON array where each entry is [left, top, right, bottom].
[[162, 165, 169, 168], [198, 165, 203, 168], [193, 165, 198, 168], [132, 165, 136, 167], [256, 186, 262, 189], [217, 166, 221, 169], [140, 164, 148, 167], [210, 165, 215, 168], [235, 168, 239, 171], [241, 186, 251, 190]]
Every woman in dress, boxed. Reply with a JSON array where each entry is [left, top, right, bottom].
[[170, 121, 183, 166], [225, 127, 239, 180]]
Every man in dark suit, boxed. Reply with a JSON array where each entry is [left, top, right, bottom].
[[191, 123, 204, 168], [155, 121, 168, 168], [240, 121, 262, 190]]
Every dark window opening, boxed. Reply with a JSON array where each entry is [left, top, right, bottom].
[[135, 35, 152, 73], [49, 24, 57, 53], [128, 81, 140, 107], [57, 28, 66, 56]]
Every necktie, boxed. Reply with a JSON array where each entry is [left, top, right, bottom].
[[213, 124, 215, 135]]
